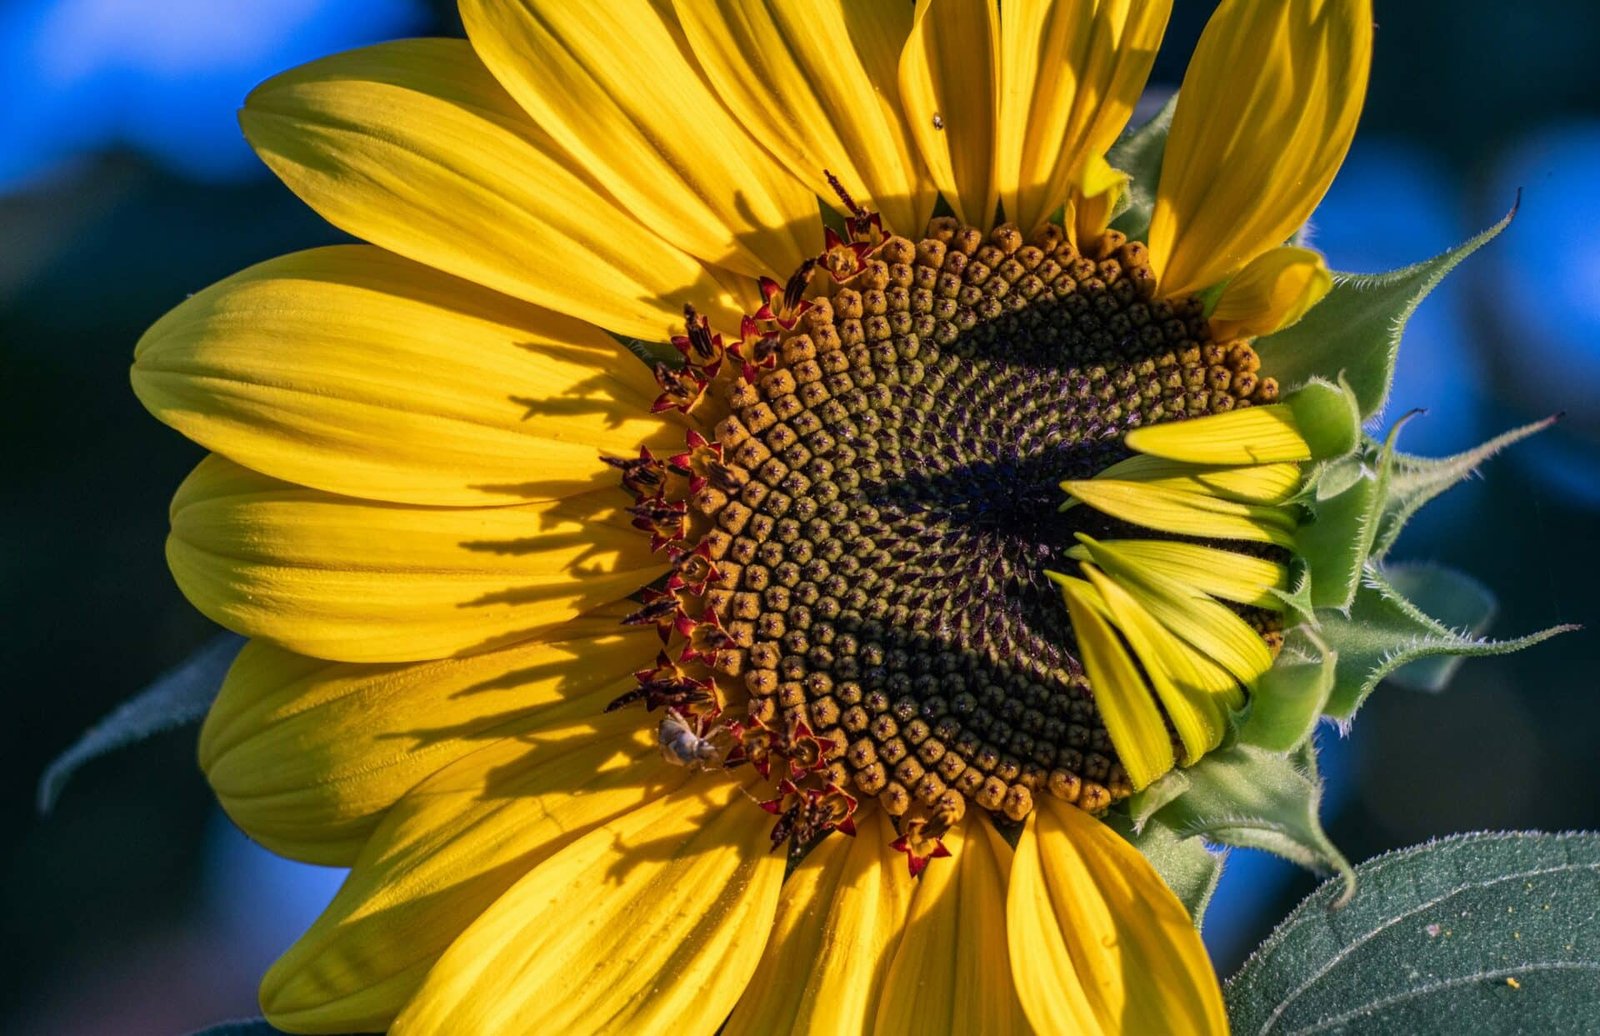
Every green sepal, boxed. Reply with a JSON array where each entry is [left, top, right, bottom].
[[1107, 93, 1176, 244], [1372, 415, 1560, 559], [1107, 810, 1224, 929], [1299, 472, 1381, 609], [1294, 406, 1405, 609], [1287, 377, 1364, 462], [1151, 741, 1354, 900], [1384, 563, 1498, 691], [1241, 628, 1337, 752], [1254, 204, 1515, 420], [1272, 560, 1317, 626], [1127, 767, 1192, 830], [1303, 452, 1364, 502], [614, 333, 676, 366], [1317, 563, 1576, 720], [1271, 413, 1564, 712]]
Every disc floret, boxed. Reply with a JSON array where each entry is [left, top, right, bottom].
[[608, 210, 1280, 863]]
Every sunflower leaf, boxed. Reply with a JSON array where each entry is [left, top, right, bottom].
[[1254, 205, 1515, 420], [1107, 811, 1224, 929], [1318, 564, 1576, 720], [1153, 742, 1353, 897], [1108, 92, 1177, 243], [1372, 415, 1560, 559], [1225, 832, 1600, 1036], [37, 632, 244, 813]]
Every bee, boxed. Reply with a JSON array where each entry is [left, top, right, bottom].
[[658, 709, 721, 768], [932, 112, 945, 131]]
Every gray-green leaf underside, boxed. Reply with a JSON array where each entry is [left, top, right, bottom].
[[38, 631, 243, 812], [186, 1022, 292, 1036], [1227, 831, 1600, 1035]]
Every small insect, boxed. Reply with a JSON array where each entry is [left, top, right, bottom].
[[932, 112, 945, 131], [658, 709, 721, 768]]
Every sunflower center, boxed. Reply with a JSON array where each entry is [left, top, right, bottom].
[[613, 217, 1276, 849]]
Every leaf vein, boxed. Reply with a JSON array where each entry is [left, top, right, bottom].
[[1258, 861, 1600, 1033], [1286, 962, 1600, 1035]]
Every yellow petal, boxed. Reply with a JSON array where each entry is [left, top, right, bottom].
[[726, 809, 912, 1035], [873, 813, 1028, 1035], [1076, 537, 1275, 688], [1008, 797, 1228, 1035], [1084, 566, 1230, 762], [1147, 0, 1372, 296], [673, 0, 935, 237], [1093, 570, 1246, 707], [459, 0, 818, 279], [200, 610, 654, 864], [263, 722, 679, 1034], [240, 38, 745, 342], [900, 0, 1001, 228], [1064, 153, 1131, 248], [1090, 453, 1304, 505], [1068, 538, 1287, 610], [1060, 478, 1298, 547], [1123, 403, 1313, 464], [133, 245, 678, 508], [168, 455, 663, 663], [1210, 245, 1333, 340], [1052, 573, 1173, 790], [390, 777, 783, 1036], [997, 0, 1170, 234]]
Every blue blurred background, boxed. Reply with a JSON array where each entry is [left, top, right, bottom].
[[4, 1, 1596, 1031]]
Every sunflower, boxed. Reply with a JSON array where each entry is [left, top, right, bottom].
[[132, 1, 1376, 1032]]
